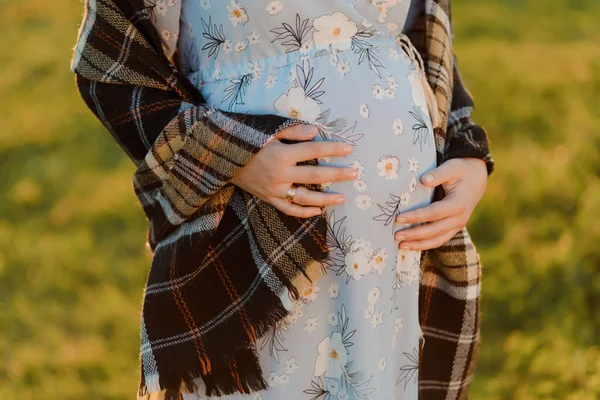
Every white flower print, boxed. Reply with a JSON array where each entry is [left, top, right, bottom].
[[400, 191, 410, 206], [387, 22, 398, 32], [384, 87, 395, 99], [329, 52, 339, 66], [345, 247, 371, 280], [409, 176, 418, 192], [359, 103, 370, 119], [327, 312, 339, 327], [393, 118, 404, 135], [247, 30, 260, 46], [389, 47, 400, 60], [408, 156, 419, 173], [278, 373, 290, 385], [227, 1, 249, 26], [387, 76, 398, 90], [287, 69, 297, 83], [235, 41, 247, 52], [313, 12, 358, 51], [265, 73, 277, 89], [396, 249, 420, 284], [314, 332, 348, 379], [370, 310, 384, 329], [372, 84, 385, 99], [395, 316, 404, 334], [370, 247, 388, 274], [301, 283, 320, 304], [252, 393, 262, 400], [350, 159, 364, 178], [361, 18, 373, 28], [328, 282, 340, 299], [376, 155, 400, 180], [265, 1, 283, 15], [300, 40, 314, 53], [408, 70, 429, 111], [377, 15, 387, 24], [353, 238, 373, 256], [267, 372, 279, 387], [167, 0, 178, 6], [378, 357, 387, 372], [223, 39, 233, 54], [274, 87, 321, 122], [285, 301, 304, 325], [305, 316, 318, 333], [368, 287, 381, 305], [355, 194, 373, 211], [200, 0, 211, 11], [353, 179, 367, 192], [284, 357, 298, 375], [155, 0, 167, 16], [249, 62, 262, 79], [364, 304, 374, 319], [337, 60, 351, 77]]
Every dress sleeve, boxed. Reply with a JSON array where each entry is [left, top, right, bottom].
[[71, 0, 300, 246], [403, 0, 495, 175]]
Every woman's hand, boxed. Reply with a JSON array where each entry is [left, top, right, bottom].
[[394, 158, 488, 250], [231, 124, 357, 218]]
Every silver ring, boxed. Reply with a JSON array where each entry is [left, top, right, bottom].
[[285, 184, 298, 203]]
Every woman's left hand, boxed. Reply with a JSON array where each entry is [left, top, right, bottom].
[[394, 158, 488, 250]]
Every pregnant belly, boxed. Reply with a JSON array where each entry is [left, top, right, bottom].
[[199, 40, 437, 211]]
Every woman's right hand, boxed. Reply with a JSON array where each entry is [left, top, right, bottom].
[[230, 124, 357, 218]]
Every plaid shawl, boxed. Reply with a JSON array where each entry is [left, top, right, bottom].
[[71, 0, 494, 399]]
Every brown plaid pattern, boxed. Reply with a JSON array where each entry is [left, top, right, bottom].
[[71, 0, 494, 399]]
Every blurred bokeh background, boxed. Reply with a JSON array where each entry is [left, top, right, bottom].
[[1, 0, 599, 398]]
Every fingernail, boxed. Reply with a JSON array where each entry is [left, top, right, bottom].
[[312, 209, 322, 216], [422, 174, 434, 185], [396, 217, 407, 224], [400, 245, 411, 250], [395, 234, 406, 242], [342, 145, 353, 154], [335, 196, 345, 204]]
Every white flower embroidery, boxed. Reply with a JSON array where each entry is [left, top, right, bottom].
[[155, 0, 167, 16], [313, 12, 358, 51], [314, 332, 348, 379], [327, 313, 339, 327], [345, 247, 371, 280], [353, 179, 367, 192], [370, 310, 384, 328], [300, 40, 314, 53], [235, 41, 247, 52], [247, 30, 260, 46], [377, 156, 400, 180], [227, 1, 249, 26], [301, 284, 320, 304], [393, 118, 404, 135], [223, 39, 233, 54], [328, 282, 340, 299], [409, 176, 418, 192], [372, 84, 385, 99], [359, 103, 370, 119], [368, 287, 381, 305], [350, 159, 364, 178], [278, 373, 290, 385], [265, 73, 277, 89], [265, 1, 283, 15], [305, 316, 318, 333], [284, 357, 298, 374], [400, 191, 410, 206], [407, 157, 419, 173], [274, 87, 321, 122], [200, 0, 211, 11], [355, 194, 373, 211], [337, 60, 351, 77], [378, 357, 387, 372], [267, 372, 279, 387], [370, 247, 388, 274]]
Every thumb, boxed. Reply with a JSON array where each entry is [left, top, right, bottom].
[[276, 123, 319, 142], [420, 160, 460, 187]]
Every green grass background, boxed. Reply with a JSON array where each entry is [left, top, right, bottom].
[[1, 0, 599, 398]]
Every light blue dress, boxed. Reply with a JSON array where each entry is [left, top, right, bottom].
[[152, 1, 437, 398]]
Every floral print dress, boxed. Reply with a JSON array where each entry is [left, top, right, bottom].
[[150, 1, 436, 399]]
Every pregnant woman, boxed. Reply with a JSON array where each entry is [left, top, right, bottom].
[[71, 0, 493, 399]]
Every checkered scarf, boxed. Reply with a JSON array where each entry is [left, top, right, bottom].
[[71, 0, 493, 399]]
